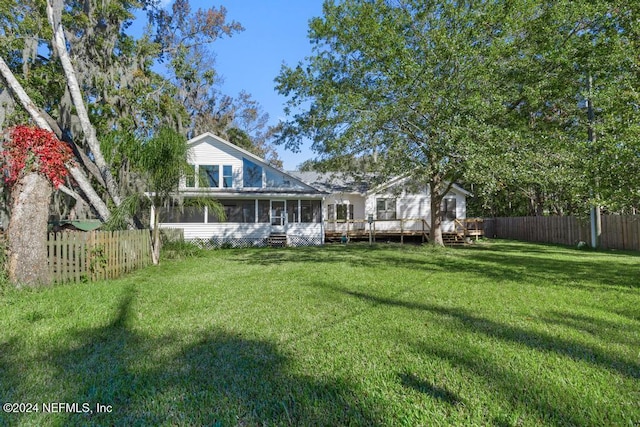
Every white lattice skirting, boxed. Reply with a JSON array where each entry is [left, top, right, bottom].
[[288, 235, 323, 246], [187, 235, 323, 249]]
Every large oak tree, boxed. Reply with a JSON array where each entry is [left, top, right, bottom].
[[276, 0, 508, 245]]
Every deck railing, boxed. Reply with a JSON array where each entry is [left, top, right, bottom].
[[326, 217, 485, 243], [325, 218, 430, 242], [454, 218, 485, 240]]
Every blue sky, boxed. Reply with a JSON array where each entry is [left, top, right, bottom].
[[193, 0, 325, 169]]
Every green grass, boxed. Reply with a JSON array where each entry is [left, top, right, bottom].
[[1, 240, 639, 426]]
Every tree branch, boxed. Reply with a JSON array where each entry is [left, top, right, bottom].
[[38, 107, 107, 188], [46, 0, 122, 207]]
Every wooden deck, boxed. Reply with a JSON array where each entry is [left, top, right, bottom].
[[325, 218, 485, 245]]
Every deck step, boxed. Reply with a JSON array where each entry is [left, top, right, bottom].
[[267, 234, 287, 248], [441, 232, 465, 245], [423, 232, 465, 245]]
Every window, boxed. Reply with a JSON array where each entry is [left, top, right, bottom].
[[327, 203, 353, 221], [336, 204, 353, 221], [201, 165, 219, 188], [243, 158, 262, 187], [266, 169, 291, 189], [301, 200, 321, 223], [287, 201, 299, 223], [185, 165, 196, 188], [223, 165, 233, 188], [224, 204, 239, 222], [159, 206, 204, 223], [241, 201, 256, 222], [441, 198, 457, 221], [209, 199, 255, 223], [258, 200, 270, 222], [376, 198, 396, 220]]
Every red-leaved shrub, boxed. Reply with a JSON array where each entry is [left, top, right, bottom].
[[2, 126, 74, 189]]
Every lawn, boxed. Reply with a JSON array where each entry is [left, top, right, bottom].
[[0, 240, 638, 426]]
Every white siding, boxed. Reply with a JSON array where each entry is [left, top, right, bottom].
[[184, 134, 314, 192], [186, 139, 244, 189], [366, 188, 430, 220], [362, 184, 467, 232], [286, 223, 323, 239], [160, 223, 271, 240], [159, 222, 323, 242], [365, 196, 376, 218], [324, 194, 366, 219], [399, 194, 429, 218], [350, 196, 367, 219], [457, 192, 467, 220]]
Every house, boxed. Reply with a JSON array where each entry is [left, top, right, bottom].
[[156, 133, 326, 247], [156, 133, 473, 246], [290, 172, 471, 242]]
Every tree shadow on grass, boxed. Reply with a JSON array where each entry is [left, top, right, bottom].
[[415, 341, 592, 427], [324, 285, 639, 425], [490, 240, 640, 259], [542, 310, 640, 346], [232, 242, 640, 291], [331, 287, 639, 381], [0, 337, 22, 413], [1, 286, 378, 426], [614, 306, 640, 323], [232, 244, 435, 270], [449, 245, 640, 290], [398, 372, 464, 407]]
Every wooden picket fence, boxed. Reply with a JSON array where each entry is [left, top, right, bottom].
[[489, 215, 640, 251], [47, 230, 152, 283]]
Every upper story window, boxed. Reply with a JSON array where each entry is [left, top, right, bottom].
[[186, 161, 300, 190], [222, 165, 233, 188], [201, 165, 219, 188], [185, 165, 196, 188], [185, 164, 234, 189], [243, 158, 262, 187], [266, 169, 291, 188]]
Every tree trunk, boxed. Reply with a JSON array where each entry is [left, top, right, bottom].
[[429, 180, 445, 247], [151, 206, 161, 265], [7, 172, 53, 286]]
